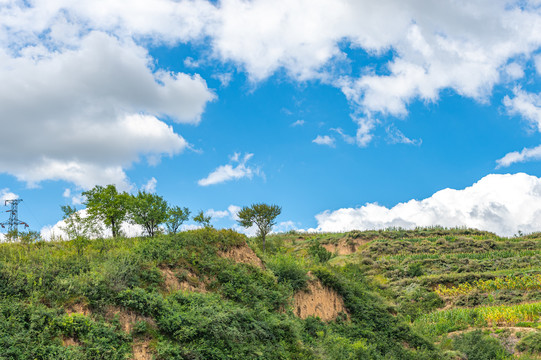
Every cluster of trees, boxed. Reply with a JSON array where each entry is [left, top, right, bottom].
[[61, 185, 190, 243], [61, 184, 282, 250]]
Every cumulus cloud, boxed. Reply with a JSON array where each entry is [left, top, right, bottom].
[[198, 153, 262, 186], [312, 135, 335, 147], [0, 6, 215, 189], [4, 0, 541, 178], [0, 33, 214, 189], [314, 173, 541, 237], [201, 0, 541, 143], [291, 120, 305, 127], [0, 189, 18, 203], [142, 177, 158, 193]]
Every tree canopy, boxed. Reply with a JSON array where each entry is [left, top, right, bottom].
[[127, 191, 169, 237], [82, 185, 129, 238], [166, 206, 191, 234], [237, 203, 281, 251]]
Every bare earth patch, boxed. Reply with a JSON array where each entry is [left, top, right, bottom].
[[219, 245, 265, 269], [322, 238, 369, 256], [65, 303, 91, 316], [293, 279, 348, 321], [105, 306, 156, 334], [62, 337, 80, 347], [132, 340, 153, 360], [160, 267, 207, 293]]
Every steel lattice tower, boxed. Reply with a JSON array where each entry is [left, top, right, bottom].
[[0, 199, 29, 233]]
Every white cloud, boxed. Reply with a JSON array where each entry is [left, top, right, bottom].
[[207, 204, 242, 220], [504, 87, 541, 131], [534, 55, 541, 75], [198, 153, 262, 186], [275, 220, 299, 233], [331, 128, 355, 145], [62, 189, 84, 205], [142, 177, 158, 193], [206, 209, 230, 219], [386, 125, 422, 146], [0, 30, 215, 189], [0, 188, 18, 203], [227, 205, 242, 221], [496, 145, 541, 168], [212, 72, 233, 87], [314, 173, 541, 237], [505, 62, 524, 80], [535, 55, 541, 76], [312, 135, 335, 147], [291, 120, 305, 127], [201, 0, 541, 143], [3, 0, 541, 169]]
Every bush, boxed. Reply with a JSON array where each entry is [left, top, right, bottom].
[[452, 331, 510, 360], [308, 241, 333, 263], [398, 285, 444, 321], [516, 332, 541, 354], [407, 262, 424, 277], [268, 255, 308, 292]]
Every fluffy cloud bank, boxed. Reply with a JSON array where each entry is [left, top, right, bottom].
[[208, 0, 541, 143], [4, 0, 541, 157], [314, 173, 541, 237], [0, 6, 215, 189]]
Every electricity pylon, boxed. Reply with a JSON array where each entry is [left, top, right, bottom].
[[0, 199, 29, 234]]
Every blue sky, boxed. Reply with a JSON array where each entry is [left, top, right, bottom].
[[3, 0, 541, 237]]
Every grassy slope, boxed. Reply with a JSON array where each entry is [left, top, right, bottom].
[[266, 228, 541, 360], [0, 228, 440, 360]]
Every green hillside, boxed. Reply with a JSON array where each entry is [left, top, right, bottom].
[[1, 227, 541, 359], [269, 228, 541, 360]]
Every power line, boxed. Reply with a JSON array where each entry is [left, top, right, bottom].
[[0, 199, 29, 233]]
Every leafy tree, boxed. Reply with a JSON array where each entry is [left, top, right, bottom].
[[237, 203, 281, 251], [60, 205, 101, 256], [166, 206, 191, 234], [128, 191, 169, 237], [82, 185, 129, 238], [193, 210, 212, 228]]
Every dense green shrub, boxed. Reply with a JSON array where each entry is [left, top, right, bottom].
[[308, 241, 333, 263], [268, 255, 308, 291], [398, 285, 444, 321], [516, 331, 541, 354], [452, 331, 510, 360]]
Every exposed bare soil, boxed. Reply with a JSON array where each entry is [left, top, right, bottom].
[[293, 279, 348, 321], [105, 305, 156, 334], [160, 267, 207, 293], [219, 245, 265, 269], [132, 340, 154, 360], [322, 238, 369, 256]]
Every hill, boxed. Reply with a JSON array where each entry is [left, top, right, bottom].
[[1, 227, 540, 359], [268, 227, 541, 359]]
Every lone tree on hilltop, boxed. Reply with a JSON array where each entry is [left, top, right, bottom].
[[237, 203, 281, 251], [166, 206, 191, 234], [82, 185, 129, 238], [128, 191, 169, 237], [193, 210, 212, 228]]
